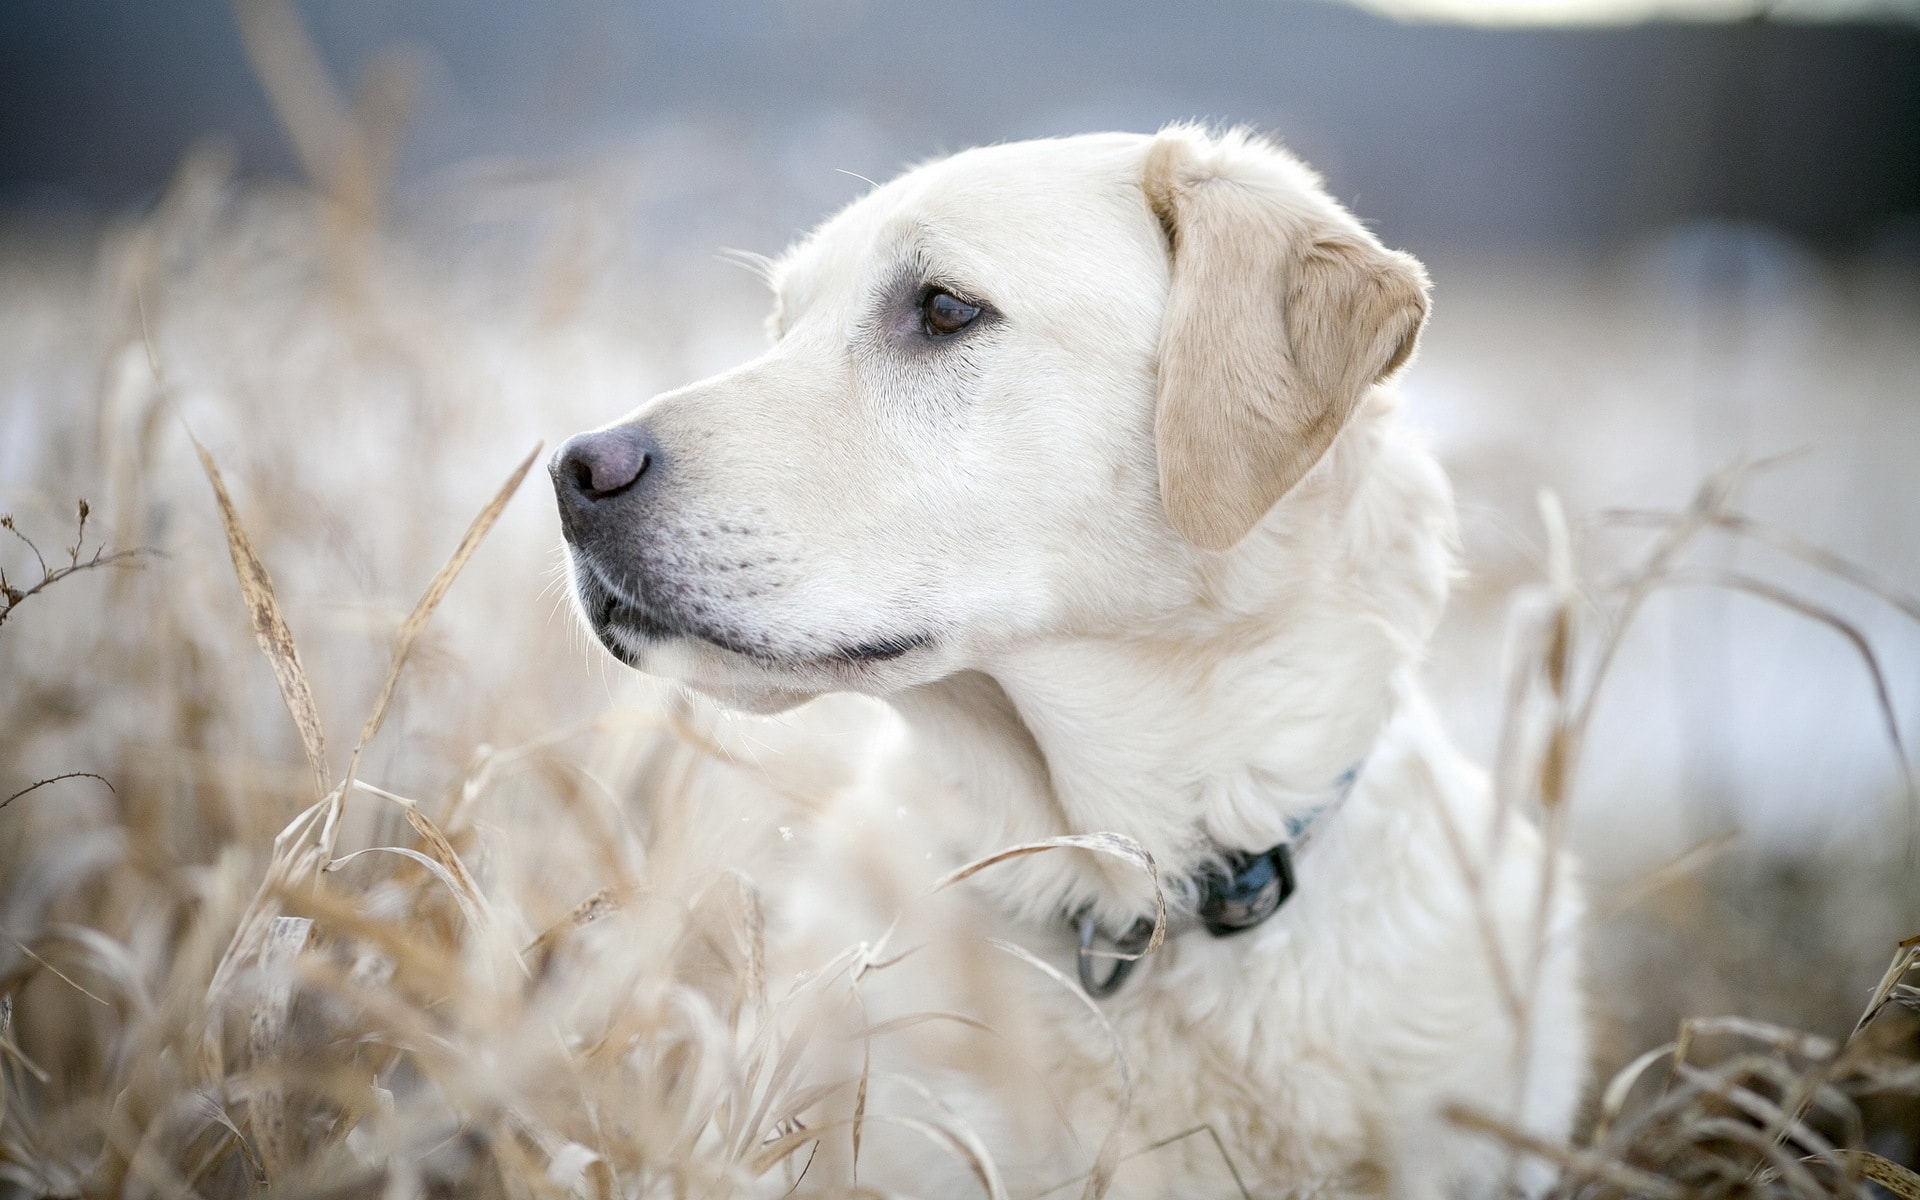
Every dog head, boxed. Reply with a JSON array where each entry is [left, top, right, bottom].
[[553, 127, 1429, 712]]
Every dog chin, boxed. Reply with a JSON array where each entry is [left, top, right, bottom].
[[625, 638, 821, 714], [572, 574, 943, 708], [597, 617, 943, 714]]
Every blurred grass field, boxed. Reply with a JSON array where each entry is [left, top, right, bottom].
[[2, 56, 1919, 1196]]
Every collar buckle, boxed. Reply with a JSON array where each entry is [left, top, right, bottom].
[[1197, 843, 1296, 936], [1067, 760, 1359, 999]]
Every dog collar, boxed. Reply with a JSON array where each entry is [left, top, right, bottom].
[[1074, 764, 1360, 999]]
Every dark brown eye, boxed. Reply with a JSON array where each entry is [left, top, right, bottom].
[[922, 290, 981, 337]]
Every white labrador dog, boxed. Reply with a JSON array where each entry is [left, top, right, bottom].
[[552, 126, 1587, 1198]]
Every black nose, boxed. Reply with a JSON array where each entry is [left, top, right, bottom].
[[551, 425, 659, 512]]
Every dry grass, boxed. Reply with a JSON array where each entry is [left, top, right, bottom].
[[1427, 465, 1920, 1198], [0, 163, 1135, 1193], [3, 13, 1918, 1193]]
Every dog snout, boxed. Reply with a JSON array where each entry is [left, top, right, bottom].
[[551, 424, 661, 527]]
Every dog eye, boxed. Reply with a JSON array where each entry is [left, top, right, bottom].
[[921, 290, 981, 337]]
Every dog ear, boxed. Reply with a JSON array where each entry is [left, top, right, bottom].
[[1144, 129, 1430, 552]]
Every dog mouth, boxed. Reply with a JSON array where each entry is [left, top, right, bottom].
[[575, 560, 928, 671]]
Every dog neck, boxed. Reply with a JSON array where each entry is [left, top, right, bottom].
[[889, 399, 1456, 932]]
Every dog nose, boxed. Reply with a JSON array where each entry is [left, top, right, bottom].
[[552, 425, 659, 509]]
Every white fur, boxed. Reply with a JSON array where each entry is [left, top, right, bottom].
[[559, 128, 1588, 1198]]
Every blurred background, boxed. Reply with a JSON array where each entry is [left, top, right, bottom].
[[2, 0, 1918, 1164]]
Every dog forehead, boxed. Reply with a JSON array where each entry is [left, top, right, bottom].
[[893, 133, 1152, 220], [776, 134, 1157, 304]]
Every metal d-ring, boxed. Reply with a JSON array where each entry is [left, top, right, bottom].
[[1076, 913, 1153, 999]]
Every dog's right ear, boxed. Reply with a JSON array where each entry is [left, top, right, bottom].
[[1144, 128, 1430, 552]]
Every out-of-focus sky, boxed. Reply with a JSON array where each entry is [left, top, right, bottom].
[[1362, 0, 1917, 22], [2, 0, 1917, 252]]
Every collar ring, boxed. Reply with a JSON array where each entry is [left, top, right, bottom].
[[1075, 913, 1154, 999]]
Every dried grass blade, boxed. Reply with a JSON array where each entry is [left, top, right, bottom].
[[400, 805, 489, 918], [1657, 569, 1920, 858], [1673, 1060, 1844, 1166], [1442, 1102, 1686, 1199], [856, 1069, 1009, 1200], [1674, 1015, 1837, 1066], [749, 1124, 830, 1176], [852, 1007, 1082, 1158], [1689, 1114, 1829, 1195], [523, 885, 628, 959], [188, 432, 331, 798], [183, 1091, 263, 1186], [247, 915, 311, 1180], [0, 994, 52, 1083], [778, 1140, 820, 1199], [855, 1011, 1000, 1041], [291, 954, 464, 1064], [1595, 1042, 1676, 1142], [40, 923, 156, 1017], [1853, 940, 1919, 1037], [390, 799, 530, 974], [934, 833, 1166, 956], [735, 990, 832, 1164], [326, 846, 487, 939], [747, 1113, 1002, 1199], [346, 442, 542, 781], [3, 928, 112, 1009], [1562, 462, 1751, 744], [1028, 1126, 1253, 1200], [732, 869, 768, 1020], [853, 1019, 870, 1184], [268, 877, 461, 992], [230, 0, 352, 194], [988, 938, 1129, 1200], [1588, 831, 1739, 927], [860, 1114, 1005, 1200], [206, 797, 333, 1007], [1604, 508, 1920, 624], [1839, 1150, 1920, 1200]]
